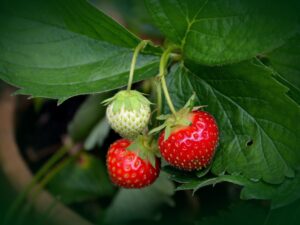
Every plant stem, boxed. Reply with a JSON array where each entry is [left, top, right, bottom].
[[156, 79, 162, 117], [4, 145, 68, 225], [159, 46, 178, 115], [32, 155, 76, 201], [127, 40, 149, 91]]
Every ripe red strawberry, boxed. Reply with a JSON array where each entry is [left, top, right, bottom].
[[106, 139, 160, 188], [158, 110, 219, 171]]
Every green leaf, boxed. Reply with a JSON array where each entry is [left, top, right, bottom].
[[84, 118, 110, 150], [165, 62, 300, 184], [241, 170, 300, 209], [174, 170, 300, 208], [145, 0, 299, 65], [266, 33, 300, 105], [104, 172, 175, 224], [47, 153, 114, 204], [0, 0, 160, 102], [162, 166, 199, 183], [176, 175, 246, 193]]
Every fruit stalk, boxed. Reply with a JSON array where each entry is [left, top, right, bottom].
[[159, 46, 178, 115], [127, 40, 149, 91], [155, 78, 162, 117]]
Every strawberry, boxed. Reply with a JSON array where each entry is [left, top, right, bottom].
[[158, 110, 219, 171], [103, 90, 151, 140], [106, 138, 160, 188]]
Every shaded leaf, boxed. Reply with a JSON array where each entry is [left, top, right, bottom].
[[241, 170, 300, 209], [196, 202, 267, 225], [162, 166, 200, 183], [265, 199, 300, 225], [84, 118, 110, 150], [47, 153, 114, 204], [266, 33, 300, 105], [196, 200, 300, 225]]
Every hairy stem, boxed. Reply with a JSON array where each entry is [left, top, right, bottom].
[[127, 40, 149, 91], [159, 46, 178, 115], [156, 79, 162, 117]]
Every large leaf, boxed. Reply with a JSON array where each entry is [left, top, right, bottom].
[[47, 153, 114, 204], [145, 0, 299, 65], [0, 0, 160, 103], [266, 33, 300, 105], [164, 63, 300, 184]]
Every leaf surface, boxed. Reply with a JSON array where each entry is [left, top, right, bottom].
[[145, 0, 298, 65], [0, 0, 160, 102]]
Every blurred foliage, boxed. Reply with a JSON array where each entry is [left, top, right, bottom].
[[47, 153, 114, 204], [0, 170, 56, 225], [68, 93, 112, 143], [104, 172, 175, 224], [84, 118, 110, 150], [196, 202, 267, 225], [95, 0, 162, 39]]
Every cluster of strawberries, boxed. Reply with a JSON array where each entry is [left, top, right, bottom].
[[103, 89, 219, 189]]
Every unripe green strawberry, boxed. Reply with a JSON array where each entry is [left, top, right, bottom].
[[103, 90, 151, 139]]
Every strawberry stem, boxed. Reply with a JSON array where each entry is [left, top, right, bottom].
[[127, 40, 149, 91], [159, 45, 178, 116], [155, 78, 162, 117]]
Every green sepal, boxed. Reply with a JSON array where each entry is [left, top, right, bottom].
[[156, 114, 170, 120], [164, 125, 172, 141], [101, 95, 115, 106], [183, 92, 197, 110], [193, 105, 207, 111], [148, 123, 166, 135], [102, 90, 152, 113], [126, 135, 159, 168], [149, 93, 206, 140]]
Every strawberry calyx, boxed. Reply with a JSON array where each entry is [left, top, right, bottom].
[[126, 135, 159, 168], [102, 90, 151, 113], [149, 93, 206, 140]]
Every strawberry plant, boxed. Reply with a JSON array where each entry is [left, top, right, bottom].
[[0, 0, 300, 224]]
